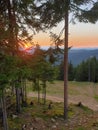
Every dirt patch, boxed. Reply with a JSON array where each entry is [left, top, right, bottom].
[[7, 102, 98, 130], [28, 92, 98, 111]]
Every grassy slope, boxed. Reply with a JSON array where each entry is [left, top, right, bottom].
[[1, 81, 98, 130], [7, 99, 97, 130], [27, 80, 98, 111], [46, 81, 98, 97], [47, 81, 98, 110]]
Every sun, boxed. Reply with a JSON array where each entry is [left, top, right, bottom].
[[23, 42, 31, 49], [19, 40, 33, 50]]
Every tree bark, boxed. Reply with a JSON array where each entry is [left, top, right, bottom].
[[20, 79, 27, 106], [15, 87, 21, 113], [42, 81, 46, 105], [1, 90, 9, 130], [37, 78, 40, 104], [24, 79, 27, 103], [64, 0, 70, 120]]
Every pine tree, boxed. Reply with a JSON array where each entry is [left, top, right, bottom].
[[34, 0, 98, 119]]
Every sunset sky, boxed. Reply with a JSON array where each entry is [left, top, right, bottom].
[[33, 21, 98, 48]]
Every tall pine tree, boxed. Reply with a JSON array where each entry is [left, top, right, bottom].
[[34, 0, 98, 119]]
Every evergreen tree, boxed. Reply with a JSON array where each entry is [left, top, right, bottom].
[[0, 53, 15, 130], [34, 0, 98, 119], [58, 61, 64, 80], [75, 57, 98, 82], [68, 61, 74, 81], [75, 61, 88, 81], [0, 0, 42, 54]]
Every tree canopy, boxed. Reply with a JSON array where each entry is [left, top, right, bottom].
[[34, 0, 98, 28], [33, 0, 98, 119]]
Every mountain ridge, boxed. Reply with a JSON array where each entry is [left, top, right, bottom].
[[23, 46, 98, 66], [68, 48, 98, 66]]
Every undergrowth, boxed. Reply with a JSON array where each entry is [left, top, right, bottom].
[[0, 98, 94, 130]]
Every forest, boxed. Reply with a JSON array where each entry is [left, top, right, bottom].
[[0, 0, 98, 130], [59, 56, 98, 82]]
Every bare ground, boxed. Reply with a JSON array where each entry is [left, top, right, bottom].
[[28, 83, 98, 111], [28, 92, 98, 111]]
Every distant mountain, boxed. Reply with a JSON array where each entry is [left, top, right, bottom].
[[68, 48, 98, 66], [22, 46, 98, 66]]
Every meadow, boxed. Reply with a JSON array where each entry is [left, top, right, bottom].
[[28, 81, 98, 111], [1, 81, 98, 130]]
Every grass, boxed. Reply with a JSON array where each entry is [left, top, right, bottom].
[[28, 81, 91, 94], [27, 80, 98, 105], [8, 98, 92, 130], [6, 97, 94, 130], [75, 127, 86, 130], [6, 81, 98, 130], [1, 81, 98, 130], [7, 99, 64, 130], [48, 81, 98, 98], [8, 117, 23, 130], [94, 95, 98, 102]]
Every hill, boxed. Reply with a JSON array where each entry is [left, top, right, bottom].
[[68, 48, 98, 66], [24, 46, 98, 66]]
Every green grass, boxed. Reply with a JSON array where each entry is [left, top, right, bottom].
[[27, 80, 98, 102], [7, 81, 98, 130], [75, 127, 86, 130], [1, 81, 98, 130], [7, 99, 64, 130], [8, 117, 23, 130], [47, 81, 97, 98], [7, 98, 93, 130], [94, 95, 98, 102]]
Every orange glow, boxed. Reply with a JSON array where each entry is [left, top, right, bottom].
[[69, 22, 98, 48], [19, 40, 34, 50], [69, 35, 98, 48], [23, 42, 32, 49], [33, 33, 98, 48], [33, 32, 51, 46], [33, 22, 98, 48]]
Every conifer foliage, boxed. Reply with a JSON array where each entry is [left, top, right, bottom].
[[34, 0, 98, 119]]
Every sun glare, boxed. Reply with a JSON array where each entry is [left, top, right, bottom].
[[20, 41, 33, 50], [24, 43, 30, 49]]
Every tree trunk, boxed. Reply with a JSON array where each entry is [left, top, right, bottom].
[[22, 79, 27, 106], [42, 81, 46, 105], [20, 87, 24, 105], [64, 0, 69, 120], [37, 78, 40, 104], [24, 79, 27, 103], [15, 87, 21, 113], [1, 90, 9, 130], [11, 80, 15, 95]]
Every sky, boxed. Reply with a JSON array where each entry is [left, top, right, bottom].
[[33, 21, 98, 48]]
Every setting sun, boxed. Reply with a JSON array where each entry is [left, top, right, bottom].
[[19, 39, 34, 51], [23, 42, 32, 49]]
